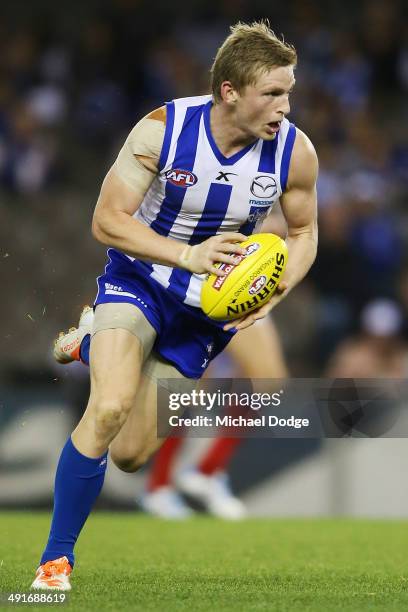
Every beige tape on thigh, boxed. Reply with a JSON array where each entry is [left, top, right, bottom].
[[143, 353, 198, 396], [143, 351, 187, 385], [93, 303, 156, 360]]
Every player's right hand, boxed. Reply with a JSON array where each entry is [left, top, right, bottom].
[[178, 232, 247, 276]]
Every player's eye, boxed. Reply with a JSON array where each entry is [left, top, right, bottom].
[[264, 89, 293, 97]]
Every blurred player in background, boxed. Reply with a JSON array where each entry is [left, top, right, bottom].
[[32, 21, 318, 590]]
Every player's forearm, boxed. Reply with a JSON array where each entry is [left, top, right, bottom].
[[283, 227, 317, 291], [92, 210, 185, 267]]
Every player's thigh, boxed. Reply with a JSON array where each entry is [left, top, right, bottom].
[[110, 354, 194, 472], [79, 302, 156, 426], [74, 327, 144, 447], [72, 326, 145, 454], [88, 327, 143, 405], [88, 302, 156, 404], [226, 316, 288, 378]]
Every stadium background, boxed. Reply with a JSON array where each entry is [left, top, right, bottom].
[[0, 0, 407, 515]]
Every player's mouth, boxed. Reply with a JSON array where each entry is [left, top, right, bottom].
[[265, 121, 281, 134]]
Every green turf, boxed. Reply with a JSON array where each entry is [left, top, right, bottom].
[[1, 512, 408, 611]]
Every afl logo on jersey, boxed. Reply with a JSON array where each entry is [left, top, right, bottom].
[[250, 175, 277, 199], [165, 169, 198, 187]]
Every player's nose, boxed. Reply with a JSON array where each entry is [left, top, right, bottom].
[[278, 96, 290, 117]]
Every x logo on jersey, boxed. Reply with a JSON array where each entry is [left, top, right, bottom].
[[215, 171, 238, 182]]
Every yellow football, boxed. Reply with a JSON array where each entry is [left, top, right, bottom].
[[201, 233, 288, 321]]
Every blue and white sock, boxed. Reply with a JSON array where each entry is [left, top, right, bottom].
[[40, 437, 107, 567]]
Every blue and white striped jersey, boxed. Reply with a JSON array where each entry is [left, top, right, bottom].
[[114, 94, 296, 308]]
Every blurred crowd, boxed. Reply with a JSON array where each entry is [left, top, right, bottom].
[[0, 0, 407, 378]]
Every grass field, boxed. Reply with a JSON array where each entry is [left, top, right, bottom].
[[1, 512, 408, 611]]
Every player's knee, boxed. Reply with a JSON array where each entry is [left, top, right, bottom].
[[94, 398, 134, 441]]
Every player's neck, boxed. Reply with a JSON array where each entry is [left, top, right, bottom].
[[210, 103, 257, 157]]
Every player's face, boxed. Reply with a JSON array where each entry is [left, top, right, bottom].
[[235, 65, 295, 140]]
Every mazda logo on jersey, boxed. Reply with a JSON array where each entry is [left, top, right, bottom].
[[250, 175, 277, 198], [165, 169, 198, 187]]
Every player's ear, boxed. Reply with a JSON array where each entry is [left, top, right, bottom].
[[220, 81, 238, 104]]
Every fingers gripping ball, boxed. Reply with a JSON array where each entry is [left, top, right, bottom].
[[200, 233, 288, 321]]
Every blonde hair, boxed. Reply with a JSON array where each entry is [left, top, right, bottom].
[[211, 20, 297, 102]]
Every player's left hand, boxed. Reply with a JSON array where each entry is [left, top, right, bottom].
[[223, 281, 288, 331]]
